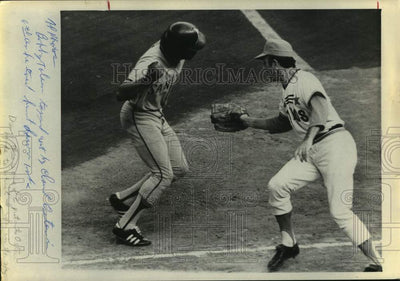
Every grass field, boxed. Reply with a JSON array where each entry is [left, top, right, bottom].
[[61, 10, 381, 272]]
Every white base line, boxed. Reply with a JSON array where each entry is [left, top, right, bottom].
[[64, 241, 352, 266], [241, 10, 313, 71]]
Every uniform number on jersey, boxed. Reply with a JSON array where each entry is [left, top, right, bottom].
[[289, 108, 309, 122]]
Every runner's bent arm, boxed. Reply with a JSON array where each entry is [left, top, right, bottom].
[[116, 78, 152, 101], [116, 61, 163, 101]]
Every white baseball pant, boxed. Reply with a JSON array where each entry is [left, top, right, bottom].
[[268, 129, 371, 245]]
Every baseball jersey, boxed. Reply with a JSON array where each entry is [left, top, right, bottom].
[[279, 70, 344, 139], [126, 41, 184, 112]]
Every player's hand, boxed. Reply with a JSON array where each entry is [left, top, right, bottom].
[[239, 114, 251, 127], [294, 139, 313, 162], [146, 61, 165, 83]]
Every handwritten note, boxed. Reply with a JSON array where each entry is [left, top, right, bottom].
[[21, 18, 59, 249]]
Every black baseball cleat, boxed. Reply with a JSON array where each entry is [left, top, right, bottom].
[[108, 194, 129, 216], [267, 243, 300, 272], [364, 264, 382, 272], [113, 226, 151, 247]]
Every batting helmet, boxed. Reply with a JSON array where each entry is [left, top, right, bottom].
[[160, 22, 206, 61]]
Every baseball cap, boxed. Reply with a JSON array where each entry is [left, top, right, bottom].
[[254, 38, 295, 59]]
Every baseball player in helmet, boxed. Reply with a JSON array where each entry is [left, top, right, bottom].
[[109, 22, 206, 246], [240, 39, 382, 272]]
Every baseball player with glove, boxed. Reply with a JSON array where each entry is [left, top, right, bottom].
[[109, 22, 206, 246], [211, 39, 382, 272]]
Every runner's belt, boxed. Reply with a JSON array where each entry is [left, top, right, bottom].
[[129, 102, 164, 118]]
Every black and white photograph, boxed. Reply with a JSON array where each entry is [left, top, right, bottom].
[[1, 1, 399, 280], [61, 9, 384, 272]]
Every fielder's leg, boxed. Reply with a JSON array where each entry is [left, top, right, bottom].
[[314, 130, 382, 271], [275, 211, 296, 247], [267, 157, 320, 271]]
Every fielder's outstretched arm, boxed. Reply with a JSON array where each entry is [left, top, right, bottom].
[[240, 113, 292, 133]]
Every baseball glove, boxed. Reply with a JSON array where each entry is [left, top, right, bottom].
[[210, 103, 249, 132]]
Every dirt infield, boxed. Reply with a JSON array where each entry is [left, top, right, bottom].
[[62, 10, 381, 272], [61, 10, 380, 168], [62, 65, 381, 272]]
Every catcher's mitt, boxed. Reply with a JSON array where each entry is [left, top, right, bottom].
[[210, 103, 249, 132]]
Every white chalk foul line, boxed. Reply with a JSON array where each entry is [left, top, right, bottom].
[[241, 9, 313, 71], [64, 241, 352, 266]]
